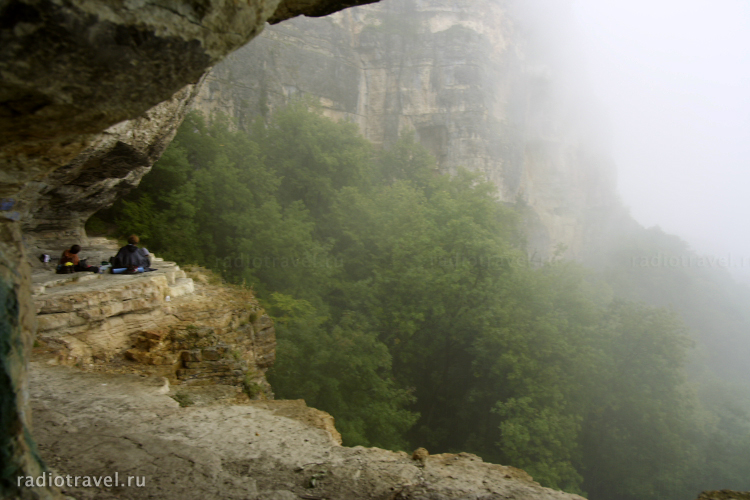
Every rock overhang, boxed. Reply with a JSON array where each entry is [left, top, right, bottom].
[[0, 1, 380, 498], [0, 0, 381, 222]]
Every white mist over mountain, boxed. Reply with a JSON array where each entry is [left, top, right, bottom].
[[570, 0, 750, 279]]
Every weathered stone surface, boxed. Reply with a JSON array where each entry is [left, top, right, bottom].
[[29, 362, 588, 500], [0, 221, 52, 500], [19, 81, 205, 245], [1, 0, 379, 157], [32, 257, 274, 397], [34, 270, 176, 362], [0, 0, 383, 208], [1, 1, 258, 207], [248, 399, 343, 446]]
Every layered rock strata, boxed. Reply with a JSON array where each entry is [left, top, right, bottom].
[[29, 362, 588, 500], [31, 243, 275, 398]]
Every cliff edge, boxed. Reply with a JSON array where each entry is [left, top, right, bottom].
[[29, 362, 587, 500], [30, 240, 275, 399]]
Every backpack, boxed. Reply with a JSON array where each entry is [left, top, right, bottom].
[[56, 263, 75, 274]]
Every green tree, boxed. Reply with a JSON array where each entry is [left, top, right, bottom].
[[267, 293, 417, 449], [94, 105, 741, 499], [580, 301, 699, 500]]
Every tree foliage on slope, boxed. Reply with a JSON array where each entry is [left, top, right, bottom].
[[91, 104, 749, 499], [588, 223, 750, 496]]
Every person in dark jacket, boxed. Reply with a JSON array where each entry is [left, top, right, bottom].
[[113, 235, 151, 271], [59, 244, 99, 273]]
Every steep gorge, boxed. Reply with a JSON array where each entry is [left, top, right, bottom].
[[3, 0, 748, 499], [2, 0, 614, 498]]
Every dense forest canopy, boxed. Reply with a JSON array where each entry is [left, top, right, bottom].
[[90, 105, 750, 500]]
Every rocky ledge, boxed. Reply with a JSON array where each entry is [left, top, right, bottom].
[[31, 238, 275, 398], [29, 362, 587, 500]]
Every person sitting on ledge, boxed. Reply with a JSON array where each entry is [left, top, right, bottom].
[[112, 235, 152, 273], [59, 244, 99, 273]]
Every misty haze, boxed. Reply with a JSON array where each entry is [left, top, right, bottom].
[[3, 0, 750, 499]]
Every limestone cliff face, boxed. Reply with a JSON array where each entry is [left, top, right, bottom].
[[0, 0, 375, 197], [1, 0, 376, 245], [194, 0, 619, 258]]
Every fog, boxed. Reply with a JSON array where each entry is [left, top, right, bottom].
[[570, 0, 750, 279], [76, 1, 750, 495]]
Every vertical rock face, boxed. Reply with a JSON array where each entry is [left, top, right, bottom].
[[195, 0, 619, 259], [0, 222, 47, 499]]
